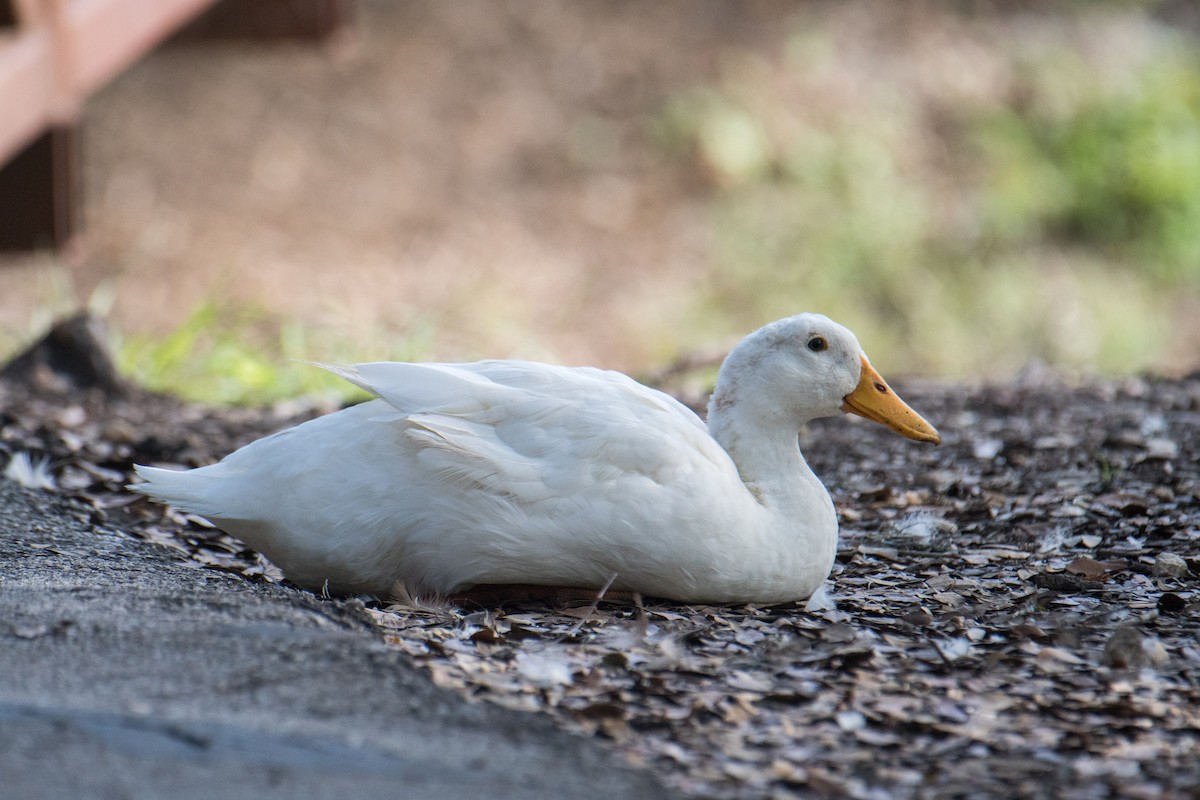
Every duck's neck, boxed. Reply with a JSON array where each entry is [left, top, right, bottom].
[[708, 405, 821, 503], [707, 390, 839, 598]]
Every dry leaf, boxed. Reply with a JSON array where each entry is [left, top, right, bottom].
[[1064, 557, 1127, 581]]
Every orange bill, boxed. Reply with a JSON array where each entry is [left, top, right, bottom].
[[841, 356, 941, 444]]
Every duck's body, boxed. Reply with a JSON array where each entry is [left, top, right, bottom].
[[132, 314, 939, 604]]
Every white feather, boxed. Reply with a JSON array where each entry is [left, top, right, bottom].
[[4, 452, 56, 491]]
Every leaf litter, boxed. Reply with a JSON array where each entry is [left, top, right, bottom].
[[2, 343, 1199, 799]]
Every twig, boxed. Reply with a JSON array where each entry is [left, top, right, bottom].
[[557, 573, 619, 642], [924, 630, 954, 669]]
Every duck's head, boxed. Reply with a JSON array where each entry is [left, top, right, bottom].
[[710, 313, 940, 444]]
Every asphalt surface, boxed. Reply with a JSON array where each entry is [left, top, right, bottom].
[[0, 479, 672, 800]]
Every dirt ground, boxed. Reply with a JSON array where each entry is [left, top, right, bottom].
[[2, 325, 1197, 799], [0, 0, 785, 367]]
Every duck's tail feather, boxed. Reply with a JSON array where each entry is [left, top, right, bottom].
[[128, 464, 229, 519]]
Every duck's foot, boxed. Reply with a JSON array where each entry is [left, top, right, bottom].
[[449, 583, 639, 607]]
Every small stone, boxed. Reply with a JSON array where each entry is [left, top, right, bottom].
[[1152, 553, 1189, 578], [973, 438, 1003, 460], [1158, 593, 1187, 614], [1143, 437, 1178, 460], [1102, 625, 1168, 669], [836, 710, 867, 732]]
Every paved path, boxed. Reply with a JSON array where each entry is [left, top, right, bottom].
[[0, 479, 672, 800]]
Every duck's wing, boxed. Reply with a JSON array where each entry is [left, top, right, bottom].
[[317, 360, 734, 506], [312, 361, 505, 415]]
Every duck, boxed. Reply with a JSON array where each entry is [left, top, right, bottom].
[[130, 313, 939, 604]]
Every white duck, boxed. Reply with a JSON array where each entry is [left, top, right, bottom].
[[131, 314, 939, 604]]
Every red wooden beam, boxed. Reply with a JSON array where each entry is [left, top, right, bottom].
[[0, 5, 61, 168], [0, 0, 348, 252], [0, 0, 223, 166]]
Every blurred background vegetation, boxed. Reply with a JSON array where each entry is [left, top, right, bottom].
[[2, 1, 1199, 404]]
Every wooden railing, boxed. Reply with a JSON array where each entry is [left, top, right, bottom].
[[0, 0, 347, 250], [0, 0, 222, 170]]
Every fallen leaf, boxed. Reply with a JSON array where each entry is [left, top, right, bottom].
[[1064, 557, 1127, 581]]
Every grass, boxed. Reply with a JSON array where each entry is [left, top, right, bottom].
[[115, 302, 432, 405]]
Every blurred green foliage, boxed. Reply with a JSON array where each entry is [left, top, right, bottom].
[[659, 19, 1200, 376], [116, 303, 429, 405], [979, 53, 1200, 282]]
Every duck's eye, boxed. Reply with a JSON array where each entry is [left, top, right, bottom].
[[807, 336, 828, 353]]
